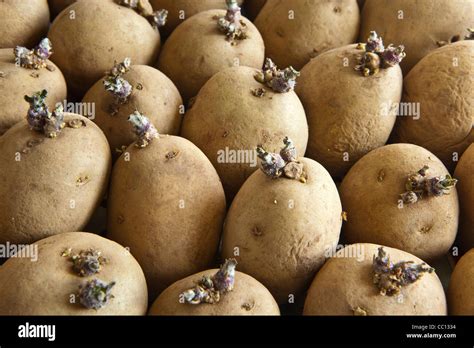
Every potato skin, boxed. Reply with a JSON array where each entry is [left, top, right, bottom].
[[157, 9, 265, 101], [150, 0, 244, 38], [360, 0, 474, 73], [296, 44, 402, 179], [221, 158, 342, 304], [448, 249, 474, 315], [0, 0, 50, 49], [149, 269, 280, 315], [181, 66, 308, 200], [454, 144, 474, 253], [82, 64, 183, 154], [107, 135, 226, 298], [0, 49, 67, 135], [0, 232, 148, 315], [393, 41, 474, 171], [255, 0, 360, 70], [303, 244, 447, 315], [340, 144, 459, 261], [48, 0, 161, 98], [0, 114, 111, 245]]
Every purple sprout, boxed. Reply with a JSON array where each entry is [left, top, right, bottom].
[[24, 90, 65, 138], [78, 279, 116, 310], [14, 38, 53, 69], [103, 58, 133, 104], [256, 146, 286, 178], [128, 111, 159, 148], [382, 44, 406, 68], [212, 258, 237, 293], [280, 136, 297, 162], [254, 58, 300, 93], [365, 31, 385, 53]]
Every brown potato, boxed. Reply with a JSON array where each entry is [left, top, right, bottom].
[[454, 144, 474, 253], [157, 9, 264, 101], [82, 64, 183, 155], [360, 0, 474, 73], [0, 0, 50, 49], [181, 65, 308, 200], [303, 244, 447, 315], [48, 0, 161, 98], [448, 248, 474, 315], [255, 0, 360, 70], [107, 135, 226, 299], [0, 48, 67, 135], [0, 232, 148, 315], [221, 157, 342, 304], [149, 269, 280, 315], [296, 44, 402, 179], [393, 41, 474, 171], [340, 144, 459, 261], [0, 113, 111, 245], [150, 0, 244, 37]]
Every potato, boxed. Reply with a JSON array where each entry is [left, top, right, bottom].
[[0, 0, 50, 49], [393, 41, 474, 171], [296, 44, 402, 179], [303, 244, 447, 315], [340, 144, 459, 261], [48, 0, 161, 98], [255, 0, 360, 70], [82, 63, 183, 155], [221, 157, 342, 303], [454, 144, 474, 253], [448, 248, 474, 315], [360, 0, 474, 73], [0, 232, 148, 315], [150, 0, 244, 37], [157, 9, 264, 101], [181, 65, 308, 200], [0, 112, 111, 245], [107, 132, 226, 299], [48, 0, 76, 18], [244, 0, 266, 20], [0, 47, 67, 135], [149, 268, 280, 315]]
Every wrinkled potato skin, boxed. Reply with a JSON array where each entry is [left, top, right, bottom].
[[157, 10, 264, 102], [393, 41, 474, 171], [149, 270, 280, 315], [448, 249, 474, 315], [255, 0, 360, 70], [244, 0, 266, 20], [181, 66, 308, 200], [221, 158, 342, 303], [340, 144, 459, 261], [296, 44, 402, 179], [0, 114, 111, 245], [360, 0, 474, 73], [303, 244, 447, 315], [107, 135, 226, 299], [150, 0, 244, 37], [0, 49, 67, 135], [454, 144, 474, 253], [82, 65, 182, 154], [48, 0, 161, 98], [0, 232, 148, 315], [0, 0, 50, 49]]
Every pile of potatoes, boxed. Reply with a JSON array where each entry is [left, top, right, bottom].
[[0, 0, 472, 316]]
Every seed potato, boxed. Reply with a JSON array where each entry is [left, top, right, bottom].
[[255, 0, 360, 70], [48, 0, 161, 98], [0, 113, 111, 245], [0, 0, 50, 49], [157, 9, 264, 101], [221, 157, 342, 303], [340, 144, 459, 261], [0, 232, 148, 315], [149, 269, 280, 315], [360, 0, 474, 73], [82, 64, 183, 154], [303, 244, 447, 315], [296, 44, 402, 179], [393, 41, 474, 171], [448, 248, 474, 315], [181, 65, 308, 200], [107, 134, 226, 298]]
